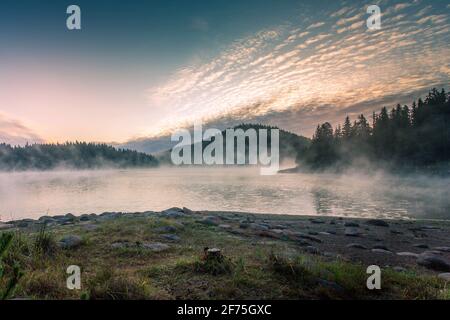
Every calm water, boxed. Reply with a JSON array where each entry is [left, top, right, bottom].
[[0, 167, 449, 221]]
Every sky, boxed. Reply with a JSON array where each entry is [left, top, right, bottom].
[[0, 0, 449, 149]]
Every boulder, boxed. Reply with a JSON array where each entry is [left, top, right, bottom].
[[58, 235, 82, 249], [371, 248, 393, 254], [417, 255, 450, 272]]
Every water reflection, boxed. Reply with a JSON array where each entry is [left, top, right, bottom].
[[0, 168, 449, 221]]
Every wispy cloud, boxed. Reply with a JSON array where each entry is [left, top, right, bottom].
[[0, 113, 44, 145], [145, 0, 450, 137]]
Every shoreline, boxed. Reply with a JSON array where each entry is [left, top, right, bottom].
[[1, 207, 450, 299]]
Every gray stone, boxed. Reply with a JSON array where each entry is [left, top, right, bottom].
[[413, 244, 429, 249], [142, 242, 170, 252], [182, 207, 194, 215], [396, 252, 419, 258], [249, 223, 270, 231], [155, 225, 177, 233], [344, 227, 360, 237], [433, 246, 450, 253], [371, 248, 393, 254], [417, 255, 450, 272], [305, 246, 320, 254], [393, 266, 407, 272], [438, 273, 450, 281], [366, 219, 389, 227], [309, 219, 325, 224], [83, 224, 99, 231], [346, 243, 368, 250], [162, 234, 180, 241], [162, 207, 185, 218], [294, 232, 322, 243], [373, 245, 390, 251], [0, 223, 15, 230], [344, 222, 359, 227], [58, 235, 82, 249], [198, 216, 220, 226], [218, 224, 232, 230]]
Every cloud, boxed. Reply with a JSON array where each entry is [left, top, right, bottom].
[[0, 114, 44, 145], [307, 21, 325, 30], [144, 0, 450, 138]]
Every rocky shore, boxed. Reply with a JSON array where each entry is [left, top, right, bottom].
[[1, 208, 450, 299]]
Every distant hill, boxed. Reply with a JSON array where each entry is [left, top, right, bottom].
[[0, 142, 158, 171], [156, 123, 311, 165]]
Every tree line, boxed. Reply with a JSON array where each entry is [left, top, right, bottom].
[[297, 88, 450, 170], [0, 142, 158, 171]]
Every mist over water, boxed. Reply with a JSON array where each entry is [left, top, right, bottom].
[[0, 167, 449, 221]]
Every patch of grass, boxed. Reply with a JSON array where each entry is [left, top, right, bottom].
[[33, 225, 58, 257]]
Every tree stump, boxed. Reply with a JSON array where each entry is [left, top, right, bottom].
[[203, 247, 222, 261]]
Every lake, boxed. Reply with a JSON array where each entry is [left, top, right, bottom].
[[0, 167, 449, 221]]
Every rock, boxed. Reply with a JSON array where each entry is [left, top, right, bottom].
[[433, 246, 450, 253], [344, 222, 359, 227], [366, 219, 389, 227], [111, 241, 130, 249], [413, 244, 429, 249], [373, 245, 390, 251], [393, 266, 407, 272], [0, 223, 15, 230], [309, 219, 325, 224], [218, 224, 232, 230], [417, 255, 450, 272], [308, 231, 319, 235], [198, 216, 220, 226], [162, 207, 185, 218], [155, 225, 177, 233], [371, 248, 393, 254], [58, 235, 82, 249], [325, 230, 337, 235], [142, 242, 170, 252], [79, 214, 91, 222], [305, 246, 320, 255], [422, 225, 440, 230], [346, 243, 367, 250], [239, 223, 250, 229], [317, 279, 345, 292], [294, 232, 322, 243], [182, 207, 194, 215], [249, 223, 270, 231], [344, 227, 360, 237], [396, 252, 419, 258], [162, 234, 180, 241], [318, 232, 332, 236], [83, 224, 99, 231], [438, 273, 450, 281], [390, 230, 403, 235]]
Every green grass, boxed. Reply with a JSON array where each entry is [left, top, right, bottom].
[[0, 215, 448, 300]]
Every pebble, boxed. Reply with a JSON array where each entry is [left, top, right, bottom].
[[371, 248, 393, 254]]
